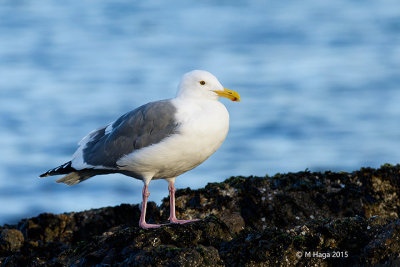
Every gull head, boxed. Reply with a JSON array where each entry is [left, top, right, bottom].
[[176, 70, 240, 102]]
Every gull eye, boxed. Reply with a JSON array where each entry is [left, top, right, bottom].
[[199, 81, 206, 85]]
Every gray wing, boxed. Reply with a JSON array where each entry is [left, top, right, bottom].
[[81, 100, 179, 168]]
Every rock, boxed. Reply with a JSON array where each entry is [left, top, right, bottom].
[[67, 215, 231, 266], [0, 229, 24, 254], [0, 164, 400, 266]]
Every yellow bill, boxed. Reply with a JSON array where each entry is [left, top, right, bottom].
[[213, 88, 241, 102]]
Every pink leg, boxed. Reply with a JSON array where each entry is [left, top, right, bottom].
[[168, 180, 200, 224], [139, 184, 162, 229]]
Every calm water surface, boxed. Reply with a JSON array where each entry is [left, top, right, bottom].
[[0, 0, 399, 224]]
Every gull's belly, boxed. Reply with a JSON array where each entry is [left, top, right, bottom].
[[117, 100, 229, 179]]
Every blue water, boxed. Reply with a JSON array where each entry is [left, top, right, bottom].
[[1, 0, 399, 224]]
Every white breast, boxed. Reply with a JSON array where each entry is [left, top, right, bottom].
[[117, 98, 229, 180]]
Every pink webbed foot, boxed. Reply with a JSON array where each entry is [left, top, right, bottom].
[[167, 179, 201, 225], [170, 218, 200, 224], [139, 183, 165, 229], [139, 222, 164, 229]]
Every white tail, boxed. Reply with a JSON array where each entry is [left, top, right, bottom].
[[56, 172, 83, 185]]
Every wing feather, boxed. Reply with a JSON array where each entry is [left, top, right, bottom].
[[72, 100, 178, 169]]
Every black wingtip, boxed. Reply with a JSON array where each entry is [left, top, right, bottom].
[[39, 161, 75, 177]]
